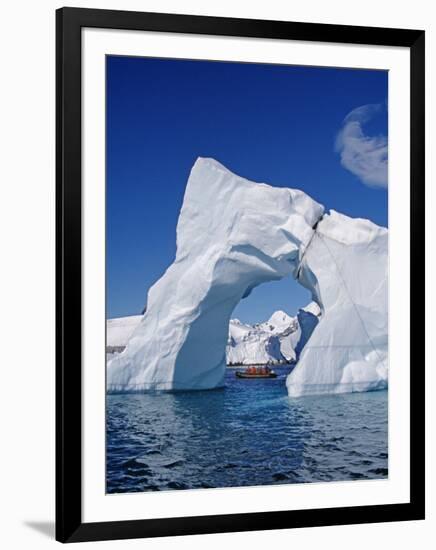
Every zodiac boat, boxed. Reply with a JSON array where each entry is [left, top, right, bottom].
[[235, 368, 277, 379]]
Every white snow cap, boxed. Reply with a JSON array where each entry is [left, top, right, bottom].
[[267, 310, 294, 327]]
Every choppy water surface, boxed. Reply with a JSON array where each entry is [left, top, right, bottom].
[[106, 367, 387, 493]]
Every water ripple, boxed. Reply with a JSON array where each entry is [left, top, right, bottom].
[[107, 366, 388, 493]]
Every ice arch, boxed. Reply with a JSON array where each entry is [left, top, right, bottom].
[[107, 158, 388, 396]]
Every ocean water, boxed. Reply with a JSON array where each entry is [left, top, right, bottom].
[[106, 366, 388, 493]]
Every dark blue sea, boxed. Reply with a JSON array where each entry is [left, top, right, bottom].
[[106, 366, 388, 493]]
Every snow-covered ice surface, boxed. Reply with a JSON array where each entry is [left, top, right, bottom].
[[279, 302, 322, 362], [286, 211, 388, 397], [107, 315, 142, 348], [107, 158, 388, 396]]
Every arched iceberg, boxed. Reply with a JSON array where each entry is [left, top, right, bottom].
[[107, 158, 388, 396]]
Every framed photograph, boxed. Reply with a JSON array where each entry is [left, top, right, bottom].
[[56, 7, 425, 543]]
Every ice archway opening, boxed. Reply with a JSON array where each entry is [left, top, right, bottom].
[[228, 274, 316, 366], [107, 158, 388, 397]]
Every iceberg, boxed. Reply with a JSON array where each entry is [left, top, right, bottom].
[[107, 158, 323, 392], [107, 158, 388, 397], [286, 211, 388, 396]]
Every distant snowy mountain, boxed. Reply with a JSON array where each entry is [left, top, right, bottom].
[[107, 304, 320, 366], [258, 310, 301, 363], [227, 304, 320, 365], [259, 310, 298, 334], [227, 318, 286, 365]]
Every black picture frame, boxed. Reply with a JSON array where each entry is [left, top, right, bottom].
[[56, 7, 425, 543]]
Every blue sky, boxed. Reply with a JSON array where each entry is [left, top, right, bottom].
[[107, 56, 388, 323]]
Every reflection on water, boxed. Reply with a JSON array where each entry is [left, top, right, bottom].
[[106, 366, 387, 493]]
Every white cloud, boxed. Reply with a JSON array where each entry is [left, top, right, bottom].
[[335, 103, 388, 188]]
